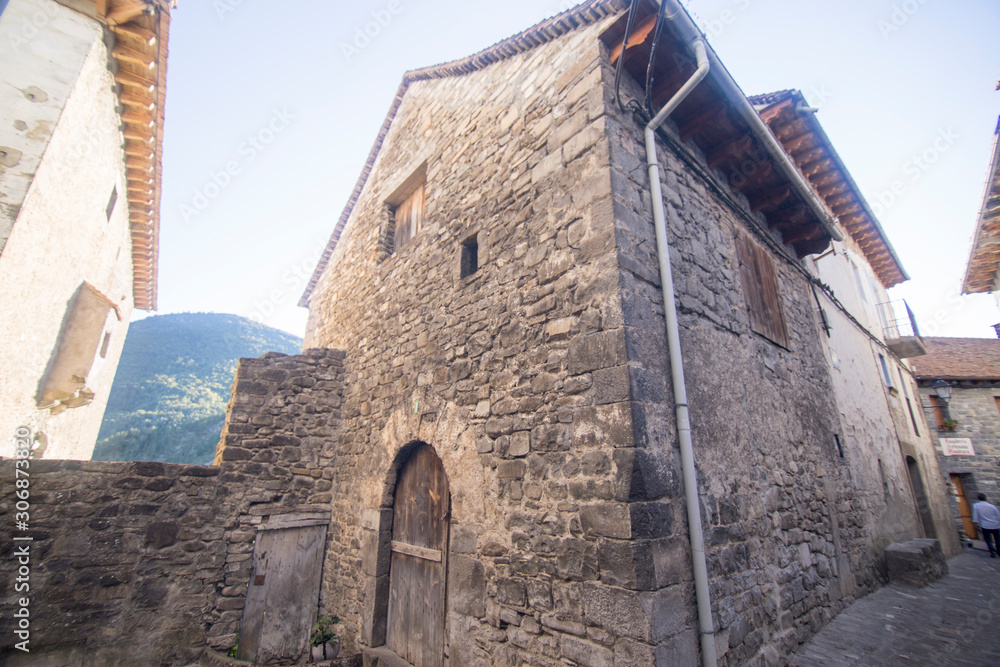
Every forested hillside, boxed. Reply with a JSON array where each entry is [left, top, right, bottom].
[[92, 313, 301, 464]]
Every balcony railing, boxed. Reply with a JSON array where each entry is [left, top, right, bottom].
[[877, 299, 926, 358]]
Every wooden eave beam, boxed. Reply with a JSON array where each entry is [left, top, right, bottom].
[[792, 150, 828, 173], [115, 70, 155, 92], [816, 181, 848, 199], [748, 185, 791, 212], [780, 222, 826, 246], [124, 145, 154, 158], [106, 2, 149, 26], [811, 170, 841, 190], [825, 192, 855, 211], [794, 237, 832, 259], [111, 21, 157, 45], [779, 131, 814, 155], [731, 161, 774, 193], [112, 44, 155, 70], [678, 103, 729, 143], [767, 204, 810, 228], [707, 134, 753, 170], [120, 93, 156, 111], [122, 110, 155, 128], [609, 12, 658, 65]]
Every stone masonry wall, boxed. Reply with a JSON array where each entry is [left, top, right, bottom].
[[304, 16, 691, 665], [922, 385, 1000, 525], [0, 459, 225, 665], [603, 40, 910, 665], [0, 349, 346, 665]]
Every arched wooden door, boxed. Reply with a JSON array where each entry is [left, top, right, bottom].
[[386, 444, 450, 667]]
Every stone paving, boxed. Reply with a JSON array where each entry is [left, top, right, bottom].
[[788, 545, 1000, 666]]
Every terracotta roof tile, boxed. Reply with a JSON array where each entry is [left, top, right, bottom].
[[910, 337, 1000, 380]]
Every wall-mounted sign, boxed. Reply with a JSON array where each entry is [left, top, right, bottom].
[[940, 438, 975, 456]]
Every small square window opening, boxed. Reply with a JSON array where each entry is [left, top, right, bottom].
[[461, 235, 478, 278]]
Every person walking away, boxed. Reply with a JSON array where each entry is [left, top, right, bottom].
[[972, 493, 1000, 558]]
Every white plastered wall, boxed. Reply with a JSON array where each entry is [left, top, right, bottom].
[[0, 0, 135, 460]]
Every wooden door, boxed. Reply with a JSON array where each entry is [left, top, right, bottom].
[[386, 445, 450, 667], [906, 457, 937, 539], [950, 474, 977, 537], [237, 520, 328, 664]]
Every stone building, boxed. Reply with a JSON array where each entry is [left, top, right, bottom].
[[281, 0, 955, 663], [912, 337, 1000, 538], [0, 0, 170, 459], [0, 1, 958, 665], [752, 89, 955, 561]]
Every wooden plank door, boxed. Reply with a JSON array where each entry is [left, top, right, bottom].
[[950, 474, 978, 537], [386, 445, 450, 667], [237, 523, 327, 664]]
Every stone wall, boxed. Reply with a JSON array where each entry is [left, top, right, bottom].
[[304, 15, 687, 665], [922, 385, 1000, 522], [605, 61, 859, 664], [0, 459, 225, 665], [0, 349, 346, 664], [212, 348, 346, 652]]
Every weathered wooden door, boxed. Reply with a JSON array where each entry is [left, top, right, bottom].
[[237, 515, 328, 664], [386, 445, 450, 667], [950, 474, 978, 537], [906, 456, 937, 539]]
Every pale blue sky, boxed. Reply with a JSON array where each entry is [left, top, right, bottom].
[[150, 0, 1000, 339]]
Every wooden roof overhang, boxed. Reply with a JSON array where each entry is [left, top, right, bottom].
[[752, 90, 908, 288], [601, 2, 839, 260], [962, 116, 1000, 295], [76, 0, 172, 310]]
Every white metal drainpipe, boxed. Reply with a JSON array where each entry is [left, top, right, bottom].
[[642, 24, 718, 667]]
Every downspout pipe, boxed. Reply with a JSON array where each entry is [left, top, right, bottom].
[[658, 0, 843, 244], [643, 33, 718, 667]]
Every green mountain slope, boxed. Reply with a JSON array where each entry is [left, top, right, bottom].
[[93, 312, 302, 465]]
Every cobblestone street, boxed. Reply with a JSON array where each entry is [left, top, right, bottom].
[[789, 547, 1000, 666]]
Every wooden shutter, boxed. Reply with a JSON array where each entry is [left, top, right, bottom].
[[393, 181, 425, 252], [735, 231, 789, 348], [929, 396, 947, 428]]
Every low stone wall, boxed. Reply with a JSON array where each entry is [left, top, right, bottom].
[[0, 348, 347, 664], [885, 539, 948, 587], [0, 459, 227, 665]]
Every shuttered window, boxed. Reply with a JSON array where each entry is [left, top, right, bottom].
[[393, 181, 425, 252], [929, 396, 947, 429], [735, 231, 789, 348]]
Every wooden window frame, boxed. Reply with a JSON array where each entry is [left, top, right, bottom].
[[735, 230, 789, 348], [380, 162, 428, 259], [929, 395, 948, 429]]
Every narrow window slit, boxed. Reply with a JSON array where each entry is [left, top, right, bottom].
[[461, 235, 478, 278]]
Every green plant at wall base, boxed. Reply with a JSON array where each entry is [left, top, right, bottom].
[[310, 615, 340, 646], [941, 418, 959, 430]]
